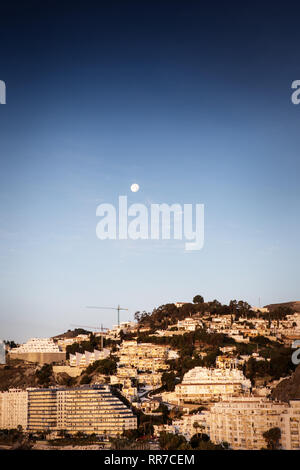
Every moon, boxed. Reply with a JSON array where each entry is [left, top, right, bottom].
[[130, 183, 140, 193]]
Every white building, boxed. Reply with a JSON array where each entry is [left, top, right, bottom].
[[174, 367, 251, 403], [56, 385, 137, 435], [10, 338, 61, 354], [0, 389, 28, 430], [69, 348, 110, 368], [2, 385, 137, 435], [9, 338, 65, 364], [251, 307, 269, 314], [56, 334, 90, 351], [154, 412, 210, 441], [209, 397, 300, 450], [176, 318, 202, 332], [118, 340, 170, 372]]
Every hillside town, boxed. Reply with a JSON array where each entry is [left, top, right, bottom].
[[1, 297, 300, 450]]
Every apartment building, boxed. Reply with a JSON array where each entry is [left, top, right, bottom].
[[56, 386, 137, 435], [281, 400, 300, 450], [216, 356, 241, 369], [0, 389, 28, 430], [176, 318, 203, 332], [9, 338, 66, 364], [112, 365, 163, 388], [174, 367, 251, 403], [118, 340, 170, 372], [27, 388, 58, 431], [209, 397, 300, 450], [106, 322, 137, 340], [56, 334, 90, 351], [25, 385, 137, 435], [115, 340, 172, 389], [69, 348, 110, 368]]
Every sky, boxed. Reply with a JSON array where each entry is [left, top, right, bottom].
[[0, 1, 300, 342]]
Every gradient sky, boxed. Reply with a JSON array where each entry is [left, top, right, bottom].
[[0, 2, 300, 342]]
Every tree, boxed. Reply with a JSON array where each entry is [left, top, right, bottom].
[[161, 371, 176, 392], [272, 306, 293, 325], [190, 432, 209, 448], [36, 364, 53, 386], [263, 427, 281, 450], [193, 421, 200, 433], [85, 357, 117, 375], [4, 340, 17, 349], [80, 374, 91, 384], [193, 295, 204, 304], [159, 432, 190, 450], [134, 311, 141, 322]]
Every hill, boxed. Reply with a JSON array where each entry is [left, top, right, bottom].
[[264, 301, 300, 313], [52, 328, 91, 340], [0, 363, 42, 391], [271, 365, 300, 402]]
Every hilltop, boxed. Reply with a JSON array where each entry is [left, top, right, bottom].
[[264, 301, 300, 313], [52, 328, 91, 340]]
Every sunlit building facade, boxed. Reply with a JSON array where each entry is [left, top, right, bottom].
[[0, 389, 28, 430]]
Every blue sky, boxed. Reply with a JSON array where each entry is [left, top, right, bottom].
[[0, 2, 300, 342]]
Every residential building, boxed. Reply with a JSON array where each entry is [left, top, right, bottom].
[[9, 338, 65, 364], [176, 318, 203, 332], [0, 389, 28, 430], [69, 348, 110, 368], [25, 385, 137, 435], [209, 397, 300, 450], [174, 367, 251, 403], [27, 388, 58, 431], [56, 334, 90, 351], [154, 412, 210, 441], [118, 341, 170, 372], [56, 385, 137, 435]]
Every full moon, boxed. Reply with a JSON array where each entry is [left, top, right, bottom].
[[130, 183, 140, 193]]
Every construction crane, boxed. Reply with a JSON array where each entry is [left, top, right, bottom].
[[86, 305, 128, 327], [71, 324, 108, 332], [70, 324, 108, 350]]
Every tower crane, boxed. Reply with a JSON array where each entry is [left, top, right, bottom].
[[70, 324, 108, 350], [86, 305, 128, 327]]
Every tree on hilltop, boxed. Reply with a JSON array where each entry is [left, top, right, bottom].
[[193, 295, 204, 304]]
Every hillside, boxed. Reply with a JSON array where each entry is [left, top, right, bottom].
[[0, 363, 41, 391], [264, 301, 300, 313], [52, 328, 91, 340], [271, 365, 300, 402], [0, 356, 112, 391], [0, 362, 76, 391]]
